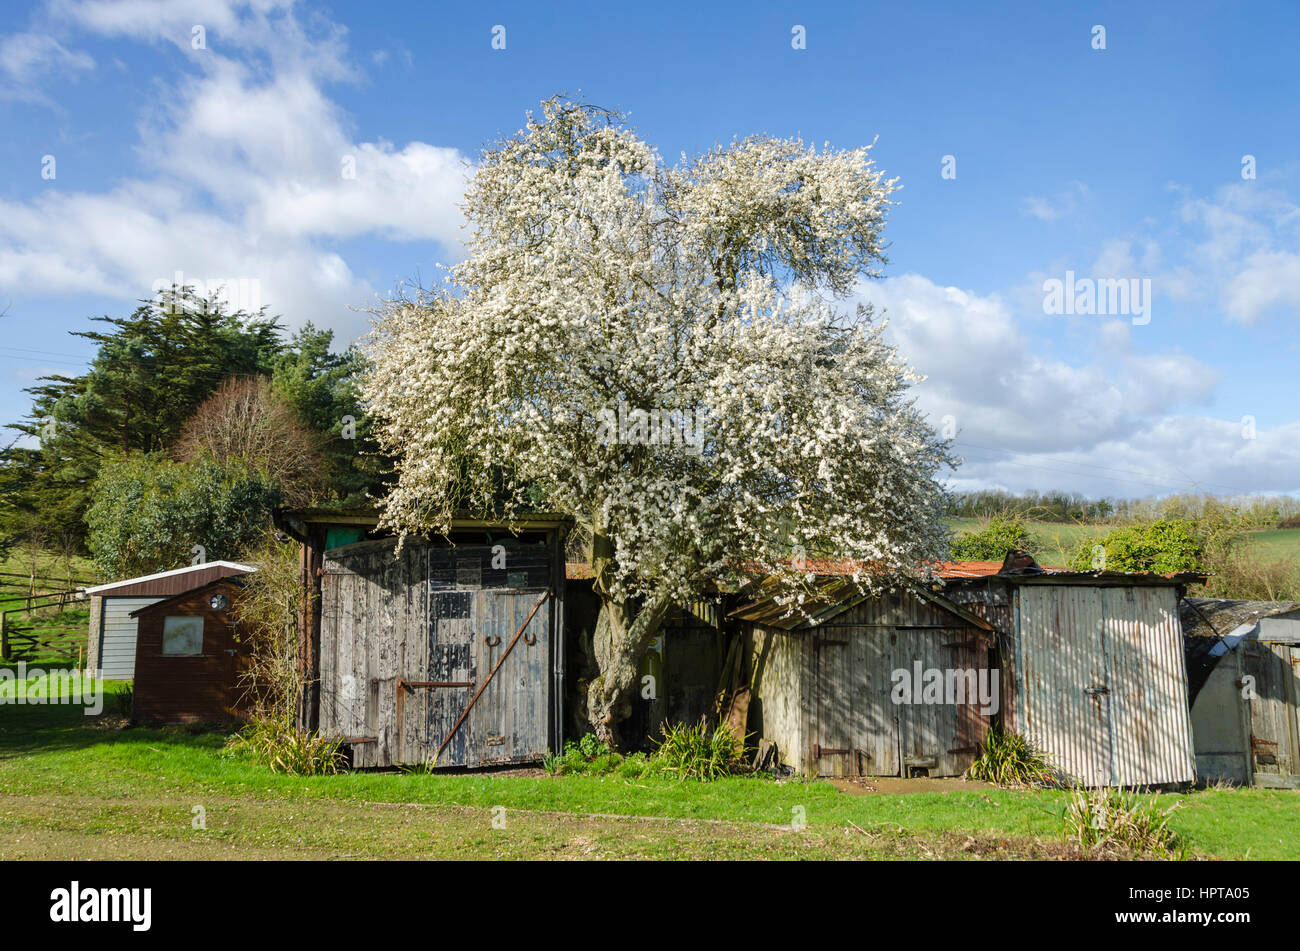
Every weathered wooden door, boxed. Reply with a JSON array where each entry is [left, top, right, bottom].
[[1244, 641, 1300, 781], [893, 627, 982, 777], [850, 628, 898, 777], [812, 633, 855, 776], [404, 591, 476, 766], [466, 588, 551, 765]]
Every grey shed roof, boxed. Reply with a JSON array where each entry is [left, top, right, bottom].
[[1180, 597, 1300, 639]]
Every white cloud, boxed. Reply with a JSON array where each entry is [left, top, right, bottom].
[[1020, 180, 1089, 222], [847, 273, 1288, 496], [0, 32, 94, 101], [0, 0, 469, 340]]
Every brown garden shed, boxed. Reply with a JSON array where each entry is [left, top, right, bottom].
[[130, 576, 254, 724]]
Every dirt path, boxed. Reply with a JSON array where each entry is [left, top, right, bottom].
[[0, 791, 1080, 860]]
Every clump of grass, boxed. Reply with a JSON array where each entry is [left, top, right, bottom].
[[224, 716, 345, 776], [650, 719, 746, 782], [1061, 786, 1184, 858], [115, 682, 134, 719], [542, 723, 746, 782], [966, 726, 1055, 787]]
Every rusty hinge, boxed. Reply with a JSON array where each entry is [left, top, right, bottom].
[[1084, 684, 1110, 696], [1250, 734, 1278, 751], [814, 637, 849, 648], [948, 745, 977, 755], [340, 736, 377, 744], [813, 744, 851, 757], [943, 640, 979, 650], [398, 679, 474, 690]]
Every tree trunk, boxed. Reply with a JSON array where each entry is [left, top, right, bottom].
[[584, 530, 672, 748]]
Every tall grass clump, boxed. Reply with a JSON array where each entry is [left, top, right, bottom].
[[966, 726, 1055, 787], [1061, 786, 1184, 859], [225, 715, 345, 776], [651, 719, 747, 781]]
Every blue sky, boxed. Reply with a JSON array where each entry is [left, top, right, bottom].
[[2, 0, 1297, 498]]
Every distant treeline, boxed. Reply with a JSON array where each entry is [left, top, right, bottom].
[[947, 490, 1300, 527]]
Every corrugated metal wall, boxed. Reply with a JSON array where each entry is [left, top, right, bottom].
[[1016, 584, 1195, 786]]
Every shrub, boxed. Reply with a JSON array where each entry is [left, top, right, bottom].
[[966, 726, 1055, 787], [86, 453, 281, 579], [1061, 786, 1183, 859], [950, 517, 1035, 561], [547, 734, 626, 776], [225, 716, 346, 776], [650, 719, 747, 781], [115, 682, 134, 719], [1068, 519, 1204, 574]]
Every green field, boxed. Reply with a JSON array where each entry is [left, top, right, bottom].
[[1, 680, 1296, 860], [0, 551, 98, 667], [947, 519, 1300, 568]]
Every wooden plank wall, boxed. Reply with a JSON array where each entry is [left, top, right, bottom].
[[319, 536, 556, 768]]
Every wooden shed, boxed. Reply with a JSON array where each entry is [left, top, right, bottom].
[[84, 561, 255, 679], [1182, 598, 1300, 787], [276, 508, 570, 769], [130, 577, 253, 724], [736, 580, 996, 778], [736, 552, 1202, 786]]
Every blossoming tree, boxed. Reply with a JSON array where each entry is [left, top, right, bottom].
[[362, 97, 955, 744]]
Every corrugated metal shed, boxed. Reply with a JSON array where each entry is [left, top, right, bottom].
[[1014, 583, 1194, 786]]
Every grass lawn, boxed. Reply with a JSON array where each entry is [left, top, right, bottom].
[[2, 681, 1297, 860]]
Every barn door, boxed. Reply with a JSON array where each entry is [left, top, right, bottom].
[[1017, 585, 1114, 786], [851, 628, 898, 777], [892, 628, 986, 777], [1245, 641, 1299, 780], [813, 634, 855, 776], [465, 588, 551, 765], [404, 591, 477, 766]]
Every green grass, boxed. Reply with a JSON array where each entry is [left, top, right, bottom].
[[2, 679, 1297, 860], [1241, 527, 1300, 561], [0, 548, 96, 666]]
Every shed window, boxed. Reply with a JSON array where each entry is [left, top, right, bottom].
[[162, 616, 204, 656]]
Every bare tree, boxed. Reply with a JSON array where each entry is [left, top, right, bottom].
[[176, 377, 326, 508]]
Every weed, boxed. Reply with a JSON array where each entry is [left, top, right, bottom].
[[224, 716, 345, 776], [966, 726, 1055, 787], [651, 719, 747, 782], [1061, 786, 1184, 858]]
